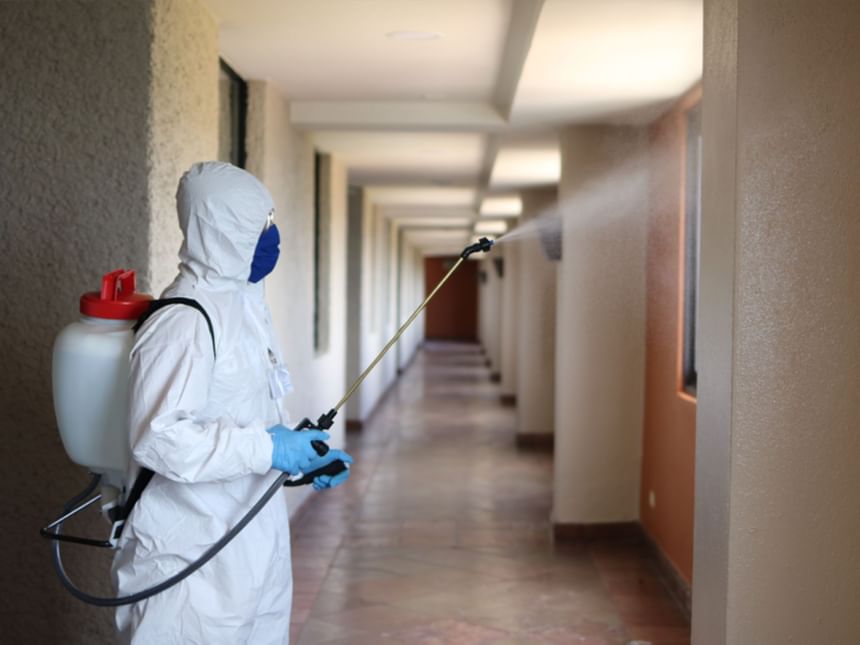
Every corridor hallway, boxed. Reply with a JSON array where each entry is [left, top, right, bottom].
[[289, 343, 690, 645]]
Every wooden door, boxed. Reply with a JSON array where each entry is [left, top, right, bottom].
[[424, 257, 478, 341]]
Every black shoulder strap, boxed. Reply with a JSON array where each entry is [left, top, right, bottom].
[[113, 467, 155, 527], [116, 298, 216, 533], [133, 297, 216, 358]]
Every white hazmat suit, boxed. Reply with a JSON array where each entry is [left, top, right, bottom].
[[113, 162, 293, 644]]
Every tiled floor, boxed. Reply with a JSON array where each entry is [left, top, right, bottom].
[[289, 342, 690, 645]]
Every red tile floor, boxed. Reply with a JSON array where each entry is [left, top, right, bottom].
[[288, 342, 690, 644]]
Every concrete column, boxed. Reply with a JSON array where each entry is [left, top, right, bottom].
[[694, 1, 860, 642], [515, 187, 558, 445], [553, 126, 647, 527], [477, 257, 499, 373], [477, 259, 488, 350], [397, 238, 423, 372], [484, 255, 503, 379], [499, 241, 520, 405]]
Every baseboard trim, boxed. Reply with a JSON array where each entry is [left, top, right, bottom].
[[553, 521, 643, 542], [515, 433, 554, 452], [553, 521, 692, 621], [500, 394, 516, 407], [642, 529, 693, 620]]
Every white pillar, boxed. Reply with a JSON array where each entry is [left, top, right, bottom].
[[553, 126, 647, 527], [694, 1, 860, 641], [485, 254, 503, 379], [515, 187, 558, 445], [477, 257, 501, 372], [499, 242, 519, 404]]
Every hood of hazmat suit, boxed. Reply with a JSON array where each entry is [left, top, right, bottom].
[[113, 162, 293, 645]]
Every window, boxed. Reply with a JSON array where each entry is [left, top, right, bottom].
[[218, 60, 247, 168], [682, 103, 702, 395], [313, 152, 330, 353]]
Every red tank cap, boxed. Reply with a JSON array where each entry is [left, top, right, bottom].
[[80, 269, 153, 320]]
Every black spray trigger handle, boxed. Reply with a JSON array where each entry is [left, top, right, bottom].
[[282, 458, 348, 488], [311, 440, 329, 456], [293, 417, 331, 457]]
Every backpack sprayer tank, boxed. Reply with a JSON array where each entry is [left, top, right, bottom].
[[53, 270, 152, 483], [52, 269, 153, 502]]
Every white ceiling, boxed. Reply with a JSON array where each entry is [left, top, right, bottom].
[[490, 139, 561, 188], [203, 0, 703, 253], [511, 0, 703, 125], [206, 0, 511, 102]]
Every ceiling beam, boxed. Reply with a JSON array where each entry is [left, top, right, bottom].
[[472, 133, 500, 227], [492, 0, 545, 120], [378, 205, 478, 219], [291, 101, 505, 131]]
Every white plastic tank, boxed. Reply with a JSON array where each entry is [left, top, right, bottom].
[[52, 270, 152, 487]]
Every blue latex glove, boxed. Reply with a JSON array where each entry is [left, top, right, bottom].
[[313, 470, 351, 491], [305, 449, 354, 491], [267, 425, 329, 474]]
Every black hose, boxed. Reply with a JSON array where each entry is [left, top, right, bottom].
[[51, 471, 288, 607]]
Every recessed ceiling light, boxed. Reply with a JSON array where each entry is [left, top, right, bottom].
[[474, 220, 509, 235], [480, 195, 522, 217], [386, 30, 443, 41]]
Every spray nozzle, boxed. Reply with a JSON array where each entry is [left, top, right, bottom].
[[461, 237, 495, 259]]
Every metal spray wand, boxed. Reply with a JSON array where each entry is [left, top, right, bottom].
[[296, 237, 495, 439]]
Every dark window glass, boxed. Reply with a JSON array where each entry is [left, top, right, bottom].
[[682, 103, 702, 395], [313, 153, 331, 353], [313, 152, 322, 351], [218, 60, 247, 168]]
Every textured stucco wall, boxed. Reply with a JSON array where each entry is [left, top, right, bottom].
[[0, 1, 218, 641], [147, 0, 218, 294], [245, 81, 348, 514], [554, 126, 647, 525], [695, 1, 860, 642], [0, 3, 151, 641], [516, 187, 558, 437]]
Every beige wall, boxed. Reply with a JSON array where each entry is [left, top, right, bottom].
[[345, 201, 406, 423], [553, 126, 647, 524], [245, 81, 348, 514], [0, 1, 216, 641], [694, 1, 860, 642], [516, 187, 557, 437]]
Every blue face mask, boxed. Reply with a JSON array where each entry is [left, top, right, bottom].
[[248, 223, 280, 283]]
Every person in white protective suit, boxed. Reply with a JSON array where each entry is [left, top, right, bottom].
[[112, 161, 352, 644]]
